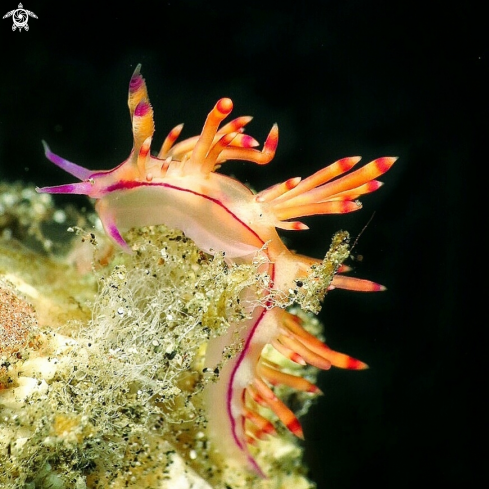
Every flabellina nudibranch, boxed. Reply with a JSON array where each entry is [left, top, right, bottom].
[[37, 64, 396, 477]]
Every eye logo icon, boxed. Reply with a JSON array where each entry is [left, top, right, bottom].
[[3, 3, 38, 31]]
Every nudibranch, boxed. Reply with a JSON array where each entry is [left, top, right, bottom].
[[37, 65, 396, 477]]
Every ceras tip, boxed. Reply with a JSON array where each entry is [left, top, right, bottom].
[[264, 124, 279, 154], [286, 177, 302, 190], [216, 98, 233, 116], [367, 180, 384, 191], [292, 221, 309, 231], [375, 156, 398, 173], [345, 358, 369, 370], [339, 156, 362, 171], [330, 275, 386, 293], [224, 115, 253, 133], [240, 134, 260, 148], [286, 418, 304, 440]]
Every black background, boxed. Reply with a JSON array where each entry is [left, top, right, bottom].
[[1, 1, 486, 488]]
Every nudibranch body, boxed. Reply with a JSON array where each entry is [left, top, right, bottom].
[[37, 65, 395, 476]]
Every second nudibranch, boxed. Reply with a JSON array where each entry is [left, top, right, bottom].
[[37, 65, 396, 476]]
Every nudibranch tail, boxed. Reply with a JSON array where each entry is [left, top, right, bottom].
[[37, 65, 396, 478]]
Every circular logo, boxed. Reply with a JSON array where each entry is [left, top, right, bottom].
[[3, 3, 38, 32]]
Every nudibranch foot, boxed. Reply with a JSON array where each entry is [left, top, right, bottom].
[[37, 65, 396, 478]]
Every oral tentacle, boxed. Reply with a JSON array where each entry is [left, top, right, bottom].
[[41, 141, 92, 180], [36, 181, 94, 195]]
